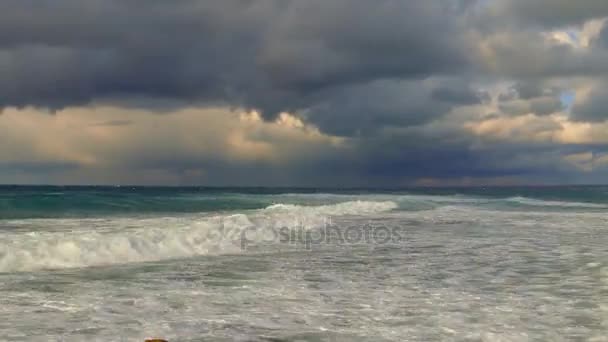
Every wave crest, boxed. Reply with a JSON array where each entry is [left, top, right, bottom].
[[0, 200, 397, 273], [264, 200, 398, 215], [505, 196, 607, 208]]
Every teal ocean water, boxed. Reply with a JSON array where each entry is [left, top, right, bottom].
[[0, 186, 607, 341], [2, 185, 608, 219]]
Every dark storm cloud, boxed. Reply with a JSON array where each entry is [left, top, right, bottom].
[[432, 83, 486, 105], [499, 97, 564, 116], [0, 0, 602, 126], [475, 2, 608, 80], [480, 29, 608, 79], [595, 21, 608, 48], [511, 82, 547, 100], [571, 82, 608, 122], [301, 131, 601, 185], [497, 82, 564, 116], [0, 0, 268, 108], [302, 78, 483, 136], [491, 0, 608, 28], [2, 0, 608, 186], [0, 0, 470, 121], [255, 1, 468, 90]]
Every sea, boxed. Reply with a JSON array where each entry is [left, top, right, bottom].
[[0, 186, 607, 341]]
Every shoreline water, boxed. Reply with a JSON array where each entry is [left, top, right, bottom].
[[1, 186, 606, 341]]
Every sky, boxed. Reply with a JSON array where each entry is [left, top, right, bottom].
[[1, 0, 608, 186]]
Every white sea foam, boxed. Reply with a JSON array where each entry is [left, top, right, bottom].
[[1, 194, 607, 341], [264, 200, 398, 215], [274, 193, 608, 210], [505, 196, 608, 208], [0, 200, 397, 273]]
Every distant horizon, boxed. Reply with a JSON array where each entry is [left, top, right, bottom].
[[1, 183, 607, 189], [2, 2, 607, 340]]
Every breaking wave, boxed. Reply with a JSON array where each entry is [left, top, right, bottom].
[[504, 196, 608, 208], [0, 200, 397, 273], [264, 200, 398, 215]]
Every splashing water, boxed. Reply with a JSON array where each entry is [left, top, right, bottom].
[[1, 187, 607, 341]]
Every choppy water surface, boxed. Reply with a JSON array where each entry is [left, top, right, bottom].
[[0, 187, 607, 341]]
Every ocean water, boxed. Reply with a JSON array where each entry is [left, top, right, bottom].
[[0, 186, 607, 341]]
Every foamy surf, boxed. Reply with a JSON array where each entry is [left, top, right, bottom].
[[2, 187, 608, 341], [504, 196, 608, 208], [0, 200, 397, 273], [264, 200, 398, 215]]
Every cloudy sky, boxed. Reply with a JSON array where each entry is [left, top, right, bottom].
[[1, 0, 608, 186]]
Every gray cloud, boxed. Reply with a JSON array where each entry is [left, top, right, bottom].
[[0, 1, 470, 116], [497, 82, 564, 116], [91, 120, 133, 127], [479, 29, 608, 79], [490, 0, 608, 28], [511, 82, 547, 100], [302, 78, 483, 136], [571, 82, 608, 122], [2, 0, 608, 185], [499, 97, 563, 116], [595, 21, 608, 48]]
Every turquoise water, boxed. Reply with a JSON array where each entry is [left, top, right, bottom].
[[2, 185, 607, 218], [0, 186, 607, 341]]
